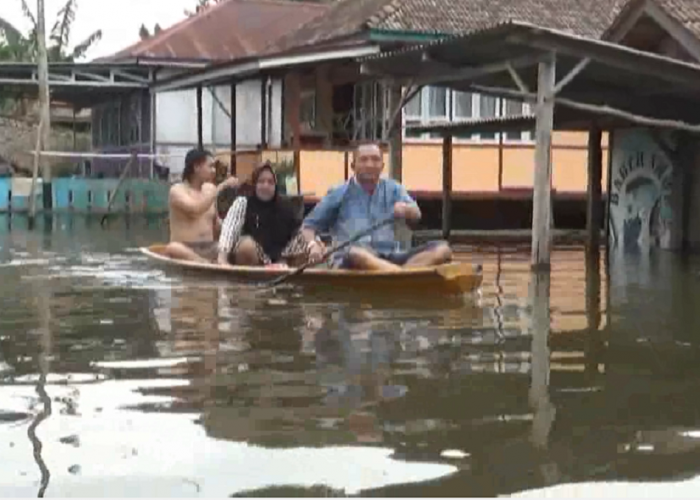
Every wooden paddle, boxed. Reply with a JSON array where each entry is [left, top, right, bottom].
[[264, 215, 396, 288]]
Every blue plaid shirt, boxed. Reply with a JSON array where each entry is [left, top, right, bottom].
[[303, 177, 418, 255]]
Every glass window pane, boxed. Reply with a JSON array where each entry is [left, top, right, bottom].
[[405, 90, 422, 117], [479, 95, 497, 140], [428, 86, 447, 118], [454, 91, 473, 119]]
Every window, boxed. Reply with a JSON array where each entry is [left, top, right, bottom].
[[478, 94, 498, 141], [402, 87, 533, 143], [404, 89, 423, 139], [300, 90, 316, 131], [452, 91, 474, 140]]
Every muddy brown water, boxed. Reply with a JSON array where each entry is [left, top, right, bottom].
[[2, 214, 700, 497]]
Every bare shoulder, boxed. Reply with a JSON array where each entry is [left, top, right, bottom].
[[202, 182, 217, 194], [169, 182, 186, 199]]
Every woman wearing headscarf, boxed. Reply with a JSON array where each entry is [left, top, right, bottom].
[[217, 162, 316, 268]]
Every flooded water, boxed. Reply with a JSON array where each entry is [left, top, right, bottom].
[[2, 214, 700, 497]]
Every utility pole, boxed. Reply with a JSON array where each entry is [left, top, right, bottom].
[[36, 0, 52, 210]]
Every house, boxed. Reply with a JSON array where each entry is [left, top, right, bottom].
[[149, 0, 632, 202], [91, 0, 329, 178], [79, 0, 700, 229]]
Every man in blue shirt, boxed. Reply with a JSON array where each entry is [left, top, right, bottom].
[[301, 143, 452, 271]]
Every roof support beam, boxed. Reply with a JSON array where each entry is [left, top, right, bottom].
[[507, 32, 700, 90], [469, 82, 700, 134], [506, 62, 529, 93], [552, 57, 590, 95], [361, 54, 543, 87]]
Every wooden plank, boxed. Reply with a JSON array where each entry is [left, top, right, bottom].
[[442, 134, 453, 240], [531, 54, 556, 269], [586, 127, 603, 252]]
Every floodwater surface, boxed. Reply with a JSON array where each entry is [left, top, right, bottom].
[[2, 214, 700, 497]]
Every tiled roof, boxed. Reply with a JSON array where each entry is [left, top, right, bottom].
[[268, 0, 630, 53], [652, 0, 700, 38], [102, 0, 329, 62], [266, 0, 395, 53]]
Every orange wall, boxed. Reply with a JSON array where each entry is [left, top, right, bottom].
[[292, 132, 609, 198]]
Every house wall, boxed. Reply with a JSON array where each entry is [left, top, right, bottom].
[[154, 78, 283, 176], [285, 68, 607, 199], [294, 133, 609, 199]]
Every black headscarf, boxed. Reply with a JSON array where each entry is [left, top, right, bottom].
[[243, 163, 301, 262]]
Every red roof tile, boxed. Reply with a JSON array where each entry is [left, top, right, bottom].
[[103, 0, 329, 62]]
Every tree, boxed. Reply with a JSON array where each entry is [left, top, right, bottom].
[[0, 0, 102, 63]]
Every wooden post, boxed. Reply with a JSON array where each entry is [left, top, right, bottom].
[[287, 73, 302, 194], [343, 151, 349, 180], [196, 85, 203, 149], [531, 53, 556, 270], [36, 0, 52, 210], [442, 134, 453, 240], [149, 79, 157, 179], [587, 127, 603, 253], [529, 270, 554, 449], [497, 98, 504, 190], [230, 81, 237, 175], [387, 84, 403, 181], [584, 249, 603, 379], [260, 77, 268, 149]]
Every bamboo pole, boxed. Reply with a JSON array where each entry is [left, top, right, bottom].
[[36, 0, 52, 207], [28, 116, 45, 229], [100, 152, 137, 227]]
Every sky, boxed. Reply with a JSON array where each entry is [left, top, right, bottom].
[[2, 0, 197, 60]]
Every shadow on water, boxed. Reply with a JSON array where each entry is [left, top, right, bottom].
[[4, 215, 700, 495]]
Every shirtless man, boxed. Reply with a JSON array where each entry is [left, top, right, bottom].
[[164, 148, 239, 263]]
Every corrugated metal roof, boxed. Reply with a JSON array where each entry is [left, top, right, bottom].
[[103, 0, 329, 62]]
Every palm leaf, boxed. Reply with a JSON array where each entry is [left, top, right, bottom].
[[20, 0, 37, 28], [70, 29, 101, 61], [50, 0, 77, 56]]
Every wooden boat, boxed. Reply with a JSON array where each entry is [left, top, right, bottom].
[[139, 244, 483, 295]]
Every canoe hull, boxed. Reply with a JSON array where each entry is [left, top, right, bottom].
[[139, 244, 483, 294]]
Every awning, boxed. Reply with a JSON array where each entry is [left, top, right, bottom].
[[360, 21, 700, 130]]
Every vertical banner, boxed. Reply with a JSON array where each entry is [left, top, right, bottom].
[[608, 129, 674, 251]]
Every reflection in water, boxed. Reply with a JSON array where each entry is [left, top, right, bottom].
[[4, 216, 700, 496]]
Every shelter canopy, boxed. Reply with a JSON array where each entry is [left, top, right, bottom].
[[360, 21, 700, 129]]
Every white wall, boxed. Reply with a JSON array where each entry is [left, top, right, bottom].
[[155, 77, 283, 160]]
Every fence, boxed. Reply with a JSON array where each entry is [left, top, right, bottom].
[[0, 178, 169, 213]]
